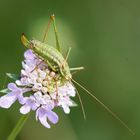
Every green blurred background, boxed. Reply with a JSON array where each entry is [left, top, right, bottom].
[[0, 0, 139, 140]]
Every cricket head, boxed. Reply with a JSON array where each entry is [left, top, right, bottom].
[[65, 73, 72, 80], [61, 64, 72, 80]]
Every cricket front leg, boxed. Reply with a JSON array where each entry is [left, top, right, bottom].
[[70, 67, 85, 75], [70, 67, 85, 71]]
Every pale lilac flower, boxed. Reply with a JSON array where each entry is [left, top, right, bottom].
[[0, 49, 76, 128], [36, 106, 58, 128], [57, 83, 77, 114], [20, 96, 40, 114], [0, 83, 31, 108]]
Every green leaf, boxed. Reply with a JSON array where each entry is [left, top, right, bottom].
[[0, 88, 10, 93], [6, 73, 20, 80]]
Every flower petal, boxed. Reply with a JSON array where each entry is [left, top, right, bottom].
[[39, 114, 51, 128], [17, 94, 26, 104], [8, 83, 17, 91], [47, 110, 59, 124], [36, 108, 51, 128], [26, 96, 39, 110], [0, 93, 17, 108], [15, 80, 23, 86], [62, 104, 70, 114], [20, 105, 31, 114], [24, 50, 35, 60]]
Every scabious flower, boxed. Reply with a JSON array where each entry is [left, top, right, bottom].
[[0, 49, 77, 128]]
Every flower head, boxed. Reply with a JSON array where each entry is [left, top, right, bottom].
[[0, 49, 76, 128]]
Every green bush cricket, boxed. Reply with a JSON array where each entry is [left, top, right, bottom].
[[21, 14, 134, 134]]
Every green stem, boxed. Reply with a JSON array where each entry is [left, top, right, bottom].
[[7, 113, 30, 140]]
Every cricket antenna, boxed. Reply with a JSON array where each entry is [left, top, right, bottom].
[[71, 78, 135, 135], [70, 81, 86, 120]]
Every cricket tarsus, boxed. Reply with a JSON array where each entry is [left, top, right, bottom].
[[71, 78, 135, 135]]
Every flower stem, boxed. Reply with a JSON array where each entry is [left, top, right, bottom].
[[7, 113, 30, 140]]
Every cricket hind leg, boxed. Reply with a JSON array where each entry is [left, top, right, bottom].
[[50, 14, 61, 52], [43, 15, 53, 43], [43, 14, 61, 52], [42, 14, 61, 53]]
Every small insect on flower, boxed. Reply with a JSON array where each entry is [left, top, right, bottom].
[[0, 14, 134, 135]]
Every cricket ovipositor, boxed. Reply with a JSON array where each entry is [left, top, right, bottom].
[[21, 14, 134, 134]]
